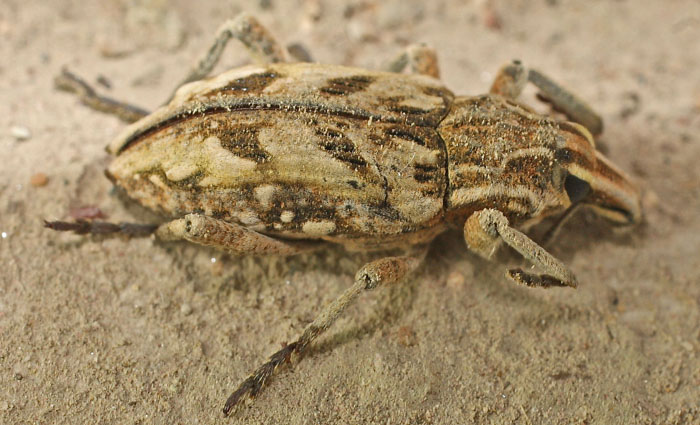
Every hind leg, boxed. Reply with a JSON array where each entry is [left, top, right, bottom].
[[56, 14, 288, 122]]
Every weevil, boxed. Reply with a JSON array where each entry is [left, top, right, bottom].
[[47, 14, 642, 416]]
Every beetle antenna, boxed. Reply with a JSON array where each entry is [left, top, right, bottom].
[[540, 203, 583, 247]]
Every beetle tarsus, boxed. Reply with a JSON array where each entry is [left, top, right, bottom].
[[508, 268, 572, 288], [223, 342, 298, 416], [54, 68, 149, 123], [44, 219, 157, 237]]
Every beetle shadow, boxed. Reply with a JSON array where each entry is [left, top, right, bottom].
[[531, 207, 645, 264], [270, 206, 646, 360], [302, 208, 647, 374]]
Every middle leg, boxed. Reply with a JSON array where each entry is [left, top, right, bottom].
[[46, 213, 320, 256], [172, 13, 289, 95]]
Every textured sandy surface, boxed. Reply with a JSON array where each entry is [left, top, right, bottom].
[[1, 1, 699, 424]]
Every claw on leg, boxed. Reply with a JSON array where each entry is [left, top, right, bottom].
[[223, 342, 299, 415], [507, 268, 571, 288]]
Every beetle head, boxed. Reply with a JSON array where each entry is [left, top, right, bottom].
[[556, 121, 642, 225]]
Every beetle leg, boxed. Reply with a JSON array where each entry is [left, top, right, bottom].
[[154, 214, 319, 256], [382, 43, 440, 78], [171, 13, 288, 96], [54, 68, 149, 123], [44, 219, 158, 236], [489, 60, 529, 100], [490, 60, 604, 135], [55, 14, 287, 120], [540, 203, 583, 247], [222, 249, 427, 416], [463, 209, 578, 288], [527, 68, 604, 136]]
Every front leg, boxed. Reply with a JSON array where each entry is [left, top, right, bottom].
[[222, 249, 427, 416], [463, 208, 578, 288], [490, 60, 604, 136]]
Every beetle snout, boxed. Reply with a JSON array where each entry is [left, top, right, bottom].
[[586, 151, 642, 225], [557, 127, 642, 225], [563, 150, 642, 225]]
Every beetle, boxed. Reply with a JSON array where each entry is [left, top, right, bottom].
[[47, 14, 642, 415]]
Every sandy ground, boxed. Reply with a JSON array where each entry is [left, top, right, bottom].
[[1, 1, 699, 424]]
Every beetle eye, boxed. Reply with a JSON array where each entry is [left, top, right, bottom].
[[564, 173, 591, 204]]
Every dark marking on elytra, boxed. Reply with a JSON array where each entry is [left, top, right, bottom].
[[367, 203, 402, 222], [315, 128, 368, 168], [214, 125, 271, 162], [207, 72, 279, 96], [387, 104, 431, 116], [320, 75, 375, 96], [347, 180, 362, 189]]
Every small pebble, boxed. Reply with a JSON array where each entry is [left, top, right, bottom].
[[11, 126, 31, 141], [180, 303, 193, 316], [30, 172, 48, 187]]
